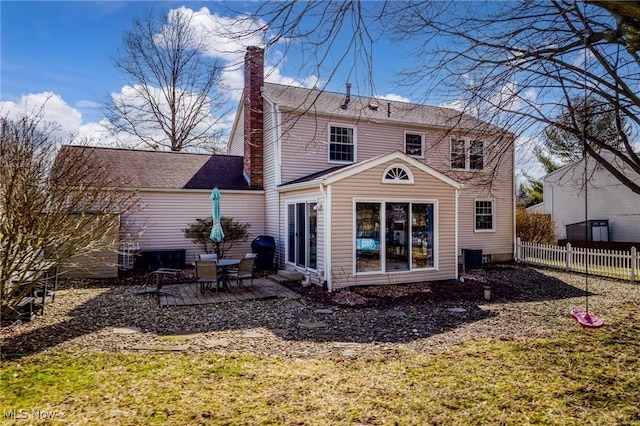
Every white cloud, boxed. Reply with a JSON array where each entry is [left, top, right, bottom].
[[2, 8, 320, 147], [167, 7, 267, 63], [0, 92, 82, 140], [377, 93, 411, 103]]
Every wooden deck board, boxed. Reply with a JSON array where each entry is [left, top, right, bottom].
[[158, 278, 300, 308]]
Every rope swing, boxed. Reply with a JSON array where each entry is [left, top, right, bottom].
[[570, 1, 603, 329]]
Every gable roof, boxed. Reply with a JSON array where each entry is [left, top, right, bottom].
[[58, 145, 250, 190], [279, 151, 462, 190], [262, 82, 505, 134]]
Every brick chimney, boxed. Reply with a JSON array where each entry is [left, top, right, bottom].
[[243, 46, 264, 188]]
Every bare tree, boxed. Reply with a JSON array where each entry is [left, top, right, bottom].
[[230, 0, 640, 193], [104, 7, 227, 152], [1, 113, 140, 320]]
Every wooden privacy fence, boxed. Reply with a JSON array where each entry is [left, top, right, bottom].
[[516, 238, 639, 282]]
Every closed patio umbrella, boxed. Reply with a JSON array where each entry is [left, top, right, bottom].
[[210, 187, 224, 257]]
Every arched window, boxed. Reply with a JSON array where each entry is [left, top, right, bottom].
[[382, 164, 414, 184]]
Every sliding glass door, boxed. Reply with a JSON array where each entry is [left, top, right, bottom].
[[287, 202, 317, 269]]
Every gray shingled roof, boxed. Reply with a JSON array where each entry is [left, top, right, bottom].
[[262, 82, 502, 132], [59, 146, 249, 190]]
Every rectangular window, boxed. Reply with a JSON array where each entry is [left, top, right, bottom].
[[355, 201, 436, 273], [386, 203, 410, 272], [450, 139, 466, 169], [475, 200, 494, 231], [355, 203, 382, 273], [287, 202, 318, 268], [470, 140, 484, 170], [412, 203, 435, 269], [451, 138, 484, 171], [405, 132, 423, 157], [329, 125, 354, 162]]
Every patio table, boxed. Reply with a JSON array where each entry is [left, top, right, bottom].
[[217, 259, 241, 290]]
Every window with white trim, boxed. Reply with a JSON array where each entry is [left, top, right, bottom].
[[451, 138, 484, 170], [405, 132, 424, 157], [328, 125, 355, 163], [383, 165, 413, 184], [475, 200, 494, 231], [287, 202, 318, 269], [355, 201, 436, 273]]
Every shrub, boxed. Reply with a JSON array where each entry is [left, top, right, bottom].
[[183, 217, 251, 258], [516, 207, 556, 244]]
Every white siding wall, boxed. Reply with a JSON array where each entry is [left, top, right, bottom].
[[122, 189, 265, 265], [228, 105, 245, 156], [278, 112, 515, 262], [263, 100, 283, 265], [544, 162, 640, 242]]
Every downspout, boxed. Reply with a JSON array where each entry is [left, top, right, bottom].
[[455, 188, 460, 280], [322, 183, 332, 292], [512, 141, 517, 262]]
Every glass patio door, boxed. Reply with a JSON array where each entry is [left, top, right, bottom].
[[287, 202, 317, 269]]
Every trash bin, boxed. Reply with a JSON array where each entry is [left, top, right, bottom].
[[251, 235, 276, 271], [462, 249, 483, 271]]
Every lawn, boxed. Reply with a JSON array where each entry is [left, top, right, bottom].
[[2, 301, 639, 425]]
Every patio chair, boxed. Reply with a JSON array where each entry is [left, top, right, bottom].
[[227, 257, 256, 289], [196, 260, 222, 293], [198, 253, 218, 261]]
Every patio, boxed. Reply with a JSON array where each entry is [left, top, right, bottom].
[[157, 278, 300, 308]]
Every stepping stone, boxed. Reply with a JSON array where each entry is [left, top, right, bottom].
[[341, 349, 358, 357], [113, 327, 141, 334], [385, 309, 407, 318], [299, 321, 328, 329], [241, 331, 266, 338], [278, 270, 305, 281], [314, 309, 334, 315], [202, 338, 231, 348], [295, 311, 310, 320], [129, 344, 189, 351], [271, 328, 288, 336], [447, 308, 467, 313], [159, 334, 199, 342]]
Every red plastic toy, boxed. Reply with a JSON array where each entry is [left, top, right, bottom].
[[571, 308, 604, 328]]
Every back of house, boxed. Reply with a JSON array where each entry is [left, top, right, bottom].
[[228, 47, 515, 290]]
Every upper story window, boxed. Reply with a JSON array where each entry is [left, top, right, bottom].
[[405, 132, 424, 157], [451, 138, 484, 171], [329, 125, 355, 163], [383, 164, 413, 184]]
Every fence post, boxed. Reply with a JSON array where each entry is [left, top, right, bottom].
[[632, 247, 637, 282], [565, 242, 572, 271], [516, 237, 522, 262]]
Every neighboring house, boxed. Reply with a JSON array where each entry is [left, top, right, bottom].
[[537, 154, 640, 242], [61, 46, 515, 289], [228, 47, 515, 290]]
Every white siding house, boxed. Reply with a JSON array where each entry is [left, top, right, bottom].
[[541, 155, 640, 242]]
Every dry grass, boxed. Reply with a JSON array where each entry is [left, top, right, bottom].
[[1, 265, 639, 425]]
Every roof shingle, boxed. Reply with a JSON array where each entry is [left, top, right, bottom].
[[59, 146, 249, 190]]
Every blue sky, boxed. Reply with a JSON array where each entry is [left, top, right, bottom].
[[1, 1, 412, 134], [1, 1, 546, 179]]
